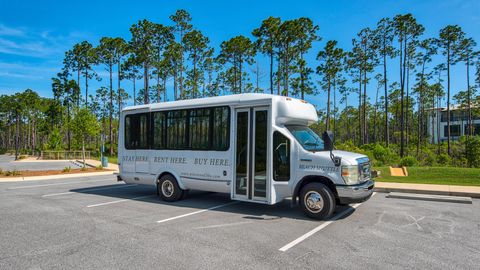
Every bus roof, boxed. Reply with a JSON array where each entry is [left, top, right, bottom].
[[122, 93, 318, 125], [123, 93, 290, 111]]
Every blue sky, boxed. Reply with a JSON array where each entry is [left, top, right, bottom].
[[0, 0, 479, 110]]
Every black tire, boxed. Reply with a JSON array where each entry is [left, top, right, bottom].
[[299, 182, 336, 220], [157, 174, 184, 202]]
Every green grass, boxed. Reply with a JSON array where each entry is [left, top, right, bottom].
[[374, 166, 480, 186], [93, 155, 118, 165]]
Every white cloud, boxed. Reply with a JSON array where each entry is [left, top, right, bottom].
[[0, 23, 95, 59], [0, 24, 25, 37], [0, 61, 60, 81]]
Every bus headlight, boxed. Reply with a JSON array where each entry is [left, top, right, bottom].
[[341, 165, 360, 185]]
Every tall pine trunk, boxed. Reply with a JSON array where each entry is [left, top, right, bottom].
[[118, 61, 122, 116], [466, 58, 472, 136], [383, 38, 389, 146], [326, 78, 331, 130], [144, 63, 149, 104], [358, 69, 362, 145], [446, 42, 451, 156], [399, 37, 406, 157], [269, 49, 274, 94], [77, 69, 81, 107], [363, 68, 367, 144], [85, 68, 89, 106], [109, 62, 114, 156], [133, 78, 137, 106]]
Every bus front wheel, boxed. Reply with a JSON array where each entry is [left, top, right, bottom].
[[158, 174, 184, 202], [299, 182, 336, 220]]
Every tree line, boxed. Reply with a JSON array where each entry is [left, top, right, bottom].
[[1, 10, 480, 166]]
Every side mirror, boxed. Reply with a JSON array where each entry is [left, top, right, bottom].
[[322, 131, 334, 151]]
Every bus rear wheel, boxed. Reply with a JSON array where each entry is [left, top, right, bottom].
[[158, 174, 184, 202], [299, 182, 336, 220]]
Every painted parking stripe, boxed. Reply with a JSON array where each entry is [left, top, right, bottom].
[[279, 192, 377, 252], [156, 201, 239, 224], [194, 220, 253, 230], [7, 178, 114, 190], [42, 184, 137, 197], [86, 194, 155, 208]]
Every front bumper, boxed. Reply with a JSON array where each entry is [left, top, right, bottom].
[[336, 180, 374, 204]]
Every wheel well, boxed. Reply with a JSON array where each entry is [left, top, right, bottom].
[[293, 175, 338, 204], [156, 172, 175, 195], [157, 172, 174, 184]]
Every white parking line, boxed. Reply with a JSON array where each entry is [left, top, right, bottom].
[[86, 194, 155, 208], [42, 184, 137, 197], [279, 192, 377, 252], [7, 179, 114, 190], [194, 220, 253, 230], [157, 201, 239, 224]]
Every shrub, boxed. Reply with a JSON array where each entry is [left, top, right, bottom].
[[416, 147, 437, 166], [96, 164, 103, 170], [336, 140, 365, 154], [5, 170, 20, 176], [399, 156, 417, 167], [371, 144, 399, 166], [80, 166, 87, 171], [0, 168, 3, 175], [437, 154, 451, 166], [18, 155, 27, 160], [62, 166, 71, 173], [465, 136, 480, 168]]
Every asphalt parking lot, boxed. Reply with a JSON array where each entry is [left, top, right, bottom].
[[0, 175, 479, 269]]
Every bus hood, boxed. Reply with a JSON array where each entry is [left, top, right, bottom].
[[331, 150, 369, 165]]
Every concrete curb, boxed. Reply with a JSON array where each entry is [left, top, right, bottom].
[[0, 171, 117, 182], [374, 186, 480, 199], [75, 160, 96, 168], [386, 192, 472, 204]]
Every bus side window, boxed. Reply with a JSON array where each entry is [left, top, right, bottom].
[[273, 131, 290, 182], [213, 107, 230, 150], [167, 110, 187, 149], [138, 114, 149, 149], [125, 115, 135, 149], [125, 113, 149, 149], [189, 108, 210, 150], [153, 112, 165, 149]]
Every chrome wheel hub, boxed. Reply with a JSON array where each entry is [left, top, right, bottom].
[[161, 180, 174, 197], [304, 191, 324, 213]]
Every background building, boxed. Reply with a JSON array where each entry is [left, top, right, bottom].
[[427, 105, 480, 143]]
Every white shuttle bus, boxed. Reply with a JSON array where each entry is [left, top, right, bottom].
[[118, 93, 374, 219]]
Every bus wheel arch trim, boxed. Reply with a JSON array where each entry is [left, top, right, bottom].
[[293, 175, 338, 204], [156, 171, 187, 190]]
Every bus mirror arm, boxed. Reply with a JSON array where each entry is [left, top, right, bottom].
[[330, 151, 342, 167], [323, 131, 341, 167]]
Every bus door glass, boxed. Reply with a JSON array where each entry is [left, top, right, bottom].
[[234, 107, 269, 201]]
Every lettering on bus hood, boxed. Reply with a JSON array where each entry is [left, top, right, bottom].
[[299, 164, 339, 172], [122, 156, 230, 167]]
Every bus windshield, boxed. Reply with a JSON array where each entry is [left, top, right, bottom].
[[287, 125, 324, 152]]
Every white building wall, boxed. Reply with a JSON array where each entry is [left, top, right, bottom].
[[427, 108, 480, 143]]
